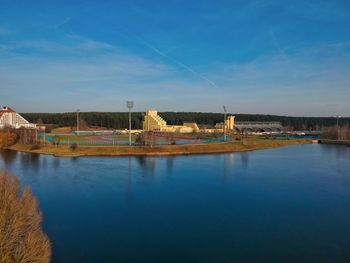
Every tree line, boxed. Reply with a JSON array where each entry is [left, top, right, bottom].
[[21, 112, 350, 131]]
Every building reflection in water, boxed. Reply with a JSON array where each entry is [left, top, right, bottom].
[[226, 153, 236, 165], [166, 156, 174, 174], [222, 153, 236, 180], [240, 152, 249, 169], [126, 157, 133, 204]]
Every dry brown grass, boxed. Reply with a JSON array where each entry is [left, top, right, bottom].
[[0, 171, 51, 263], [8, 138, 309, 157]]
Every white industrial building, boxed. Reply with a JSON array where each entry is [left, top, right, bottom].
[[0, 106, 36, 129]]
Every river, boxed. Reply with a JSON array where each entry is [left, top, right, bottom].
[[1, 144, 350, 263]]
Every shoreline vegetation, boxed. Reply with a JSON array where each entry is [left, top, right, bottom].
[[7, 139, 310, 157], [0, 171, 51, 263]]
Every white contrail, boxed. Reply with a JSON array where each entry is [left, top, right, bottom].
[[269, 29, 290, 63], [137, 37, 219, 89], [57, 17, 219, 89]]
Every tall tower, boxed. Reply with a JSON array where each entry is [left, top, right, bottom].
[[226, 116, 235, 130]]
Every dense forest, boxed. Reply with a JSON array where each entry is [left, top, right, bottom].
[[21, 112, 350, 131]]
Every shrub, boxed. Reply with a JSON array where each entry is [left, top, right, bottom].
[[0, 130, 17, 148], [135, 134, 145, 145], [0, 171, 51, 263], [70, 142, 78, 151], [52, 135, 60, 146]]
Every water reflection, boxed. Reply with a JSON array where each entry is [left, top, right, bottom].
[[19, 152, 40, 172], [1, 145, 350, 263], [126, 157, 133, 204], [221, 154, 232, 180], [320, 144, 350, 160], [71, 157, 79, 163], [136, 156, 156, 174], [240, 152, 249, 168], [53, 157, 60, 170], [0, 150, 18, 166], [166, 156, 174, 173]]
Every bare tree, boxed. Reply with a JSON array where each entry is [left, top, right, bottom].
[[79, 116, 88, 130], [0, 171, 51, 263]]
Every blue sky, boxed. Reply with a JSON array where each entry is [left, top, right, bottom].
[[0, 0, 349, 116]]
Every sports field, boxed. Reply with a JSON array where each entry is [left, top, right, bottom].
[[42, 132, 229, 146]]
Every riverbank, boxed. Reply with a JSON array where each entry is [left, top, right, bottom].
[[6, 139, 310, 157]]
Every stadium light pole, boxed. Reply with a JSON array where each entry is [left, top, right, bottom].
[[223, 106, 227, 141], [127, 101, 134, 146], [147, 111, 150, 132], [141, 113, 145, 133], [43, 126, 46, 146], [76, 109, 80, 136]]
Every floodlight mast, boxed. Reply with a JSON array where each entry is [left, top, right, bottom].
[[223, 106, 227, 141], [42, 126, 46, 145], [77, 109, 80, 136], [127, 101, 134, 146]]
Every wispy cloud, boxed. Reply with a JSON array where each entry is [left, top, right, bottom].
[[0, 36, 116, 55], [205, 40, 350, 116], [0, 35, 211, 112], [1, 31, 350, 115]]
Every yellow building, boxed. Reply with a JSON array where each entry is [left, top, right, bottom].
[[143, 110, 197, 133], [183, 122, 199, 132], [215, 115, 235, 131], [227, 116, 235, 130], [143, 110, 167, 131]]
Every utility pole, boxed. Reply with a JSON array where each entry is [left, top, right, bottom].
[[223, 106, 227, 141], [127, 101, 134, 146], [77, 109, 80, 136], [335, 115, 341, 140]]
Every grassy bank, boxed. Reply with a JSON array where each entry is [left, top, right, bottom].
[[7, 138, 310, 157]]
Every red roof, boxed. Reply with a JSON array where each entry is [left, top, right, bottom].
[[1, 107, 16, 113], [0, 107, 16, 119]]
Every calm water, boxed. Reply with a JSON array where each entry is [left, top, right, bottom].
[[1, 144, 350, 263]]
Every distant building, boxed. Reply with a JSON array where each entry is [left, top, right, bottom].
[[234, 121, 283, 134], [215, 115, 235, 131], [0, 106, 36, 129], [183, 122, 199, 132], [142, 110, 197, 133], [143, 110, 167, 131]]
